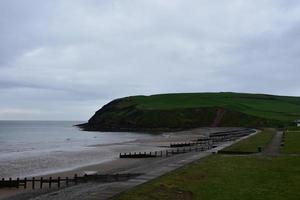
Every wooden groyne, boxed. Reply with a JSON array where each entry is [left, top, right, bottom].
[[0, 173, 141, 190], [190, 129, 255, 144], [170, 140, 212, 148], [209, 128, 252, 135], [166, 146, 209, 156], [120, 151, 163, 158], [120, 145, 211, 159], [209, 129, 255, 143], [119, 129, 255, 159]]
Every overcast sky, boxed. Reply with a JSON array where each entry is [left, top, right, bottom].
[[1, 0, 300, 120]]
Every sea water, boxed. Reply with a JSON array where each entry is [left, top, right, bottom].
[[0, 121, 153, 178]]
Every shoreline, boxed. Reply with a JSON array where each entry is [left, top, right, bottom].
[[0, 127, 247, 199], [4, 127, 212, 178], [75, 122, 222, 133]]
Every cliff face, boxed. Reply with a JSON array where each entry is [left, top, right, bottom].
[[77, 92, 293, 132]]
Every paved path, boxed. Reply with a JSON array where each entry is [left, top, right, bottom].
[[262, 131, 283, 156]]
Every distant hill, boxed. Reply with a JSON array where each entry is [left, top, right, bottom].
[[78, 92, 300, 132]]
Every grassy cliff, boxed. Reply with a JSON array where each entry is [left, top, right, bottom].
[[79, 92, 300, 132]]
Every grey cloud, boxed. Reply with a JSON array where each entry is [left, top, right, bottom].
[[220, 21, 300, 94], [1, 0, 300, 120]]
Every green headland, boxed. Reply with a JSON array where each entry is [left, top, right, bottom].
[[79, 92, 300, 132]]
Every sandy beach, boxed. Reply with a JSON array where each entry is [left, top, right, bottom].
[[0, 127, 243, 199]]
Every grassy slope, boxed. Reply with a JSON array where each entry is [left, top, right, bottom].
[[85, 92, 300, 131], [281, 130, 300, 154], [114, 155, 300, 200], [220, 129, 276, 153], [129, 93, 300, 121]]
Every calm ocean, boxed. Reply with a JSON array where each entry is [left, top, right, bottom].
[[0, 121, 153, 178]]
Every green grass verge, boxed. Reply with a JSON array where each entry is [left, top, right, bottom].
[[114, 155, 300, 200], [281, 131, 300, 154], [285, 126, 300, 131], [220, 129, 275, 153]]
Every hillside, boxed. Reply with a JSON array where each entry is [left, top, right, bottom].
[[78, 92, 300, 132]]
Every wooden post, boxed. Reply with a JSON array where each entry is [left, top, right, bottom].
[[58, 177, 61, 188], [84, 174, 87, 183], [49, 177, 52, 188], [40, 177, 43, 189], [66, 177, 69, 186], [24, 178, 27, 189], [1, 178, 4, 187], [258, 146, 262, 152], [74, 174, 78, 185], [32, 177, 35, 189], [16, 178, 19, 188]]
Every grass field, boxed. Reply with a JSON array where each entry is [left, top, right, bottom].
[[281, 130, 300, 154], [127, 93, 300, 122], [285, 126, 300, 131], [220, 129, 276, 153], [114, 155, 300, 200]]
